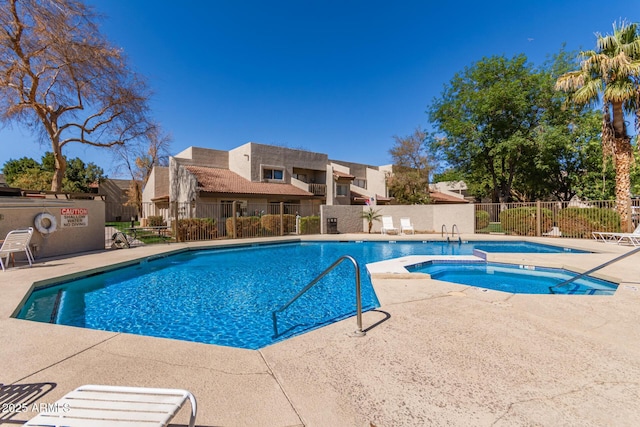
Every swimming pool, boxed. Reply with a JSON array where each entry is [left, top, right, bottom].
[[16, 240, 589, 349], [408, 261, 617, 295]]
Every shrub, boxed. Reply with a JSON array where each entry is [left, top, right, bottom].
[[147, 215, 165, 227], [260, 214, 297, 235], [499, 207, 553, 236], [225, 216, 261, 238], [300, 215, 320, 234], [556, 207, 620, 238], [475, 210, 489, 230], [176, 218, 216, 241]]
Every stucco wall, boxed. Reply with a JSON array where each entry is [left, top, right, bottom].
[[229, 143, 253, 181], [320, 204, 475, 234], [366, 167, 388, 198], [243, 142, 328, 183], [321, 205, 364, 233], [175, 146, 229, 168], [0, 198, 105, 260]]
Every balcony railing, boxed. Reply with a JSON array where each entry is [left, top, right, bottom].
[[308, 183, 327, 196]]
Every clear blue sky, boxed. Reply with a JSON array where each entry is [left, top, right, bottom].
[[0, 0, 635, 178]]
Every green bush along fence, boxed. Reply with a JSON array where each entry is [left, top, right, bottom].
[[474, 200, 633, 238], [106, 201, 320, 246]]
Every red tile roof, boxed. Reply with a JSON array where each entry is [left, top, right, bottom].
[[429, 191, 469, 203], [333, 170, 355, 180], [185, 166, 313, 197]]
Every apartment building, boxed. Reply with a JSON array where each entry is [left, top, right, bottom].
[[142, 142, 391, 220]]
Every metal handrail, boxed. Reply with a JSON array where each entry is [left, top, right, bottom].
[[271, 255, 365, 338], [550, 245, 640, 293], [451, 224, 461, 243], [441, 224, 448, 239]]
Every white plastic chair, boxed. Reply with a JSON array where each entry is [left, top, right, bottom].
[[0, 227, 34, 271], [400, 217, 415, 234], [25, 384, 197, 427], [380, 216, 399, 234]]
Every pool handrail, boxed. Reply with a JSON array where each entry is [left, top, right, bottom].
[[441, 224, 449, 242], [271, 255, 365, 338], [451, 224, 461, 243], [550, 245, 640, 293]]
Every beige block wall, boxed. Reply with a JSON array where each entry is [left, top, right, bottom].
[[0, 198, 105, 260], [175, 146, 229, 168], [320, 204, 475, 234]]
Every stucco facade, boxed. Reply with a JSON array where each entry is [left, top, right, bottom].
[[143, 142, 391, 212]]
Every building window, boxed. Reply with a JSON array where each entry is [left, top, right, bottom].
[[353, 178, 367, 189], [336, 184, 349, 196], [263, 168, 284, 181]]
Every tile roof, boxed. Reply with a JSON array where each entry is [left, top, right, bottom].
[[429, 191, 469, 204], [333, 170, 355, 180], [185, 166, 313, 197]]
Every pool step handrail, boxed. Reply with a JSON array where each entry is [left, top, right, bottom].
[[550, 245, 640, 293], [451, 224, 461, 243], [271, 255, 365, 338], [441, 224, 449, 242]]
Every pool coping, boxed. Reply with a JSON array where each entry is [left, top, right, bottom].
[[3, 233, 640, 426]]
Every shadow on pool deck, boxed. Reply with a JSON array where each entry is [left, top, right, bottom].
[[2, 234, 640, 426]]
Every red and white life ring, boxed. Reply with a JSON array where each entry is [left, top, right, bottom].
[[34, 212, 57, 234]]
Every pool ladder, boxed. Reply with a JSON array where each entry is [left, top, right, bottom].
[[550, 245, 640, 293], [441, 224, 461, 243], [271, 255, 366, 338]]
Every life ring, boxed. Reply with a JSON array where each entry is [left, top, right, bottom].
[[34, 213, 57, 234]]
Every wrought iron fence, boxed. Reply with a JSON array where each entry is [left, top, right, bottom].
[[105, 201, 321, 247], [474, 200, 639, 238]]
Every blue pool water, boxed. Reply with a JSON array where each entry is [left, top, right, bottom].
[[408, 261, 617, 295], [17, 240, 590, 349]]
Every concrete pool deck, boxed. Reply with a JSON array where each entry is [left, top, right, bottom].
[[1, 234, 640, 426]]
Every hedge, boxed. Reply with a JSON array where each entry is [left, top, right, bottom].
[[475, 210, 489, 230], [556, 207, 620, 238], [225, 216, 261, 238], [147, 215, 166, 227], [176, 218, 217, 241], [300, 216, 320, 234], [499, 207, 553, 236], [260, 214, 297, 235]]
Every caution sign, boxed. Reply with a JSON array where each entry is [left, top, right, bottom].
[[60, 207, 89, 228]]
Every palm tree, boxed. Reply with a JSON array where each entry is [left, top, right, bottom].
[[555, 20, 640, 232], [361, 207, 382, 233]]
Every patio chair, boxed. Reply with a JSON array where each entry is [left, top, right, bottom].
[[24, 384, 197, 427], [400, 217, 415, 235], [0, 227, 35, 272], [380, 216, 399, 234], [592, 224, 640, 246]]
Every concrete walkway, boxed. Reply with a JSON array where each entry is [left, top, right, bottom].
[[1, 235, 640, 426]]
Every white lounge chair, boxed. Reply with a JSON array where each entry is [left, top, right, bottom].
[[592, 224, 640, 246], [25, 384, 197, 427], [380, 216, 399, 234], [543, 226, 562, 237], [0, 227, 34, 271], [400, 217, 415, 235]]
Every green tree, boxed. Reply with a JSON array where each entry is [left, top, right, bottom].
[[386, 128, 434, 204], [2, 152, 104, 192], [556, 20, 640, 231], [2, 157, 40, 185], [516, 49, 608, 201], [429, 55, 544, 202], [0, 0, 151, 191]]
